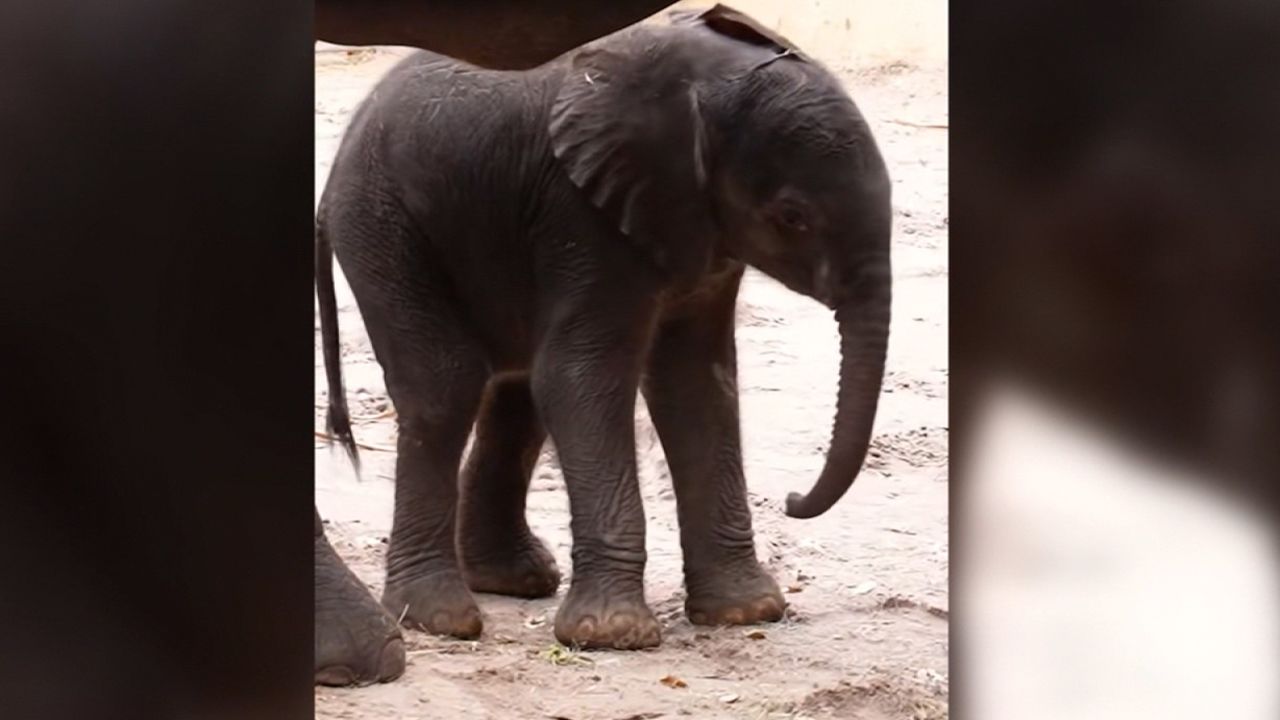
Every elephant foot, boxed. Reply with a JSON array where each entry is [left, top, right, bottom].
[[684, 561, 787, 626], [381, 570, 483, 639], [554, 578, 662, 650], [315, 535, 406, 686], [461, 532, 562, 598]]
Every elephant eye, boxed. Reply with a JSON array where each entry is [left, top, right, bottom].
[[776, 204, 810, 233]]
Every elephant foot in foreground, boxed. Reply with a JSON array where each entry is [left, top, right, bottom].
[[554, 579, 662, 650], [315, 532, 406, 686], [461, 531, 562, 598], [684, 561, 787, 626], [381, 570, 484, 639]]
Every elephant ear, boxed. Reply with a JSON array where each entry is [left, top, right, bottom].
[[689, 4, 813, 64], [548, 38, 715, 284]]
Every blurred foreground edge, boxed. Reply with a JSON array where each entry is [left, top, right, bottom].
[[953, 0, 1280, 501], [953, 1, 1280, 719]]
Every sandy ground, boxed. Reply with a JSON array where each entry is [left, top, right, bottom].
[[314, 7, 947, 717]]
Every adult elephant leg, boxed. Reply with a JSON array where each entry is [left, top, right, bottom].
[[458, 377, 561, 598], [315, 507, 406, 685], [531, 296, 661, 650], [641, 266, 786, 626]]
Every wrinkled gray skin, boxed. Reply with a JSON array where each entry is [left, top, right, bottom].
[[316, 7, 892, 654]]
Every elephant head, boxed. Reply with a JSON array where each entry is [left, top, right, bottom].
[[550, 5, 892, 518]]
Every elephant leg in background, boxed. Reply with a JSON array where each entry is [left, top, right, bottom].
[[531, 294, 662, 650], [333, 221, 489, 640], [642, 267, 786, 626], [457, 377, 562, 598], [314, 507, 406, 685]]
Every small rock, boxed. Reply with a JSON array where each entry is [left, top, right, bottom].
[[851, 580, 878, 595], [744, 630, 767, 640], [719, 692, 740, 704]]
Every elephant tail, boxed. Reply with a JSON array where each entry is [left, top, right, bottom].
[[316, 215, 360, 475]]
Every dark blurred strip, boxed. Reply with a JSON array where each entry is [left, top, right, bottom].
[[953, 1, 1280, 717], [0, 2, 315, 717], [953, 0, 1280, 502]]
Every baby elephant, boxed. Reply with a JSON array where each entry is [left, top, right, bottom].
[[316, 4, 891, 650]]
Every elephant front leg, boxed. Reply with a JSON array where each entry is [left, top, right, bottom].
[[532, 318, 661, 650], [642, 268, 786, 626]]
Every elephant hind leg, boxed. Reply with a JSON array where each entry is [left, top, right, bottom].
[[374, 323, 489, 639], [333, 212, 491, 640], [374, 321, 489, 639], [458, 375, 562, 598]]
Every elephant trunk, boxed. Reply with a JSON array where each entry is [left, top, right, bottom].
[[785, 263, 891, 518]]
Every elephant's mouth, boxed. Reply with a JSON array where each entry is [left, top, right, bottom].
[[754, 254, 832, 307], [811, 259, 839, 308]]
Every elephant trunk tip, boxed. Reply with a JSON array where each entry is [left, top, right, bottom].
[[784, 491, 822, 519]]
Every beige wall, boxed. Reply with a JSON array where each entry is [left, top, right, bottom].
[[666, 0, 946, 70]]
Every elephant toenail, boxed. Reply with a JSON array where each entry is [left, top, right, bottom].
[[607, 611, 637, 631], [755, 597, 784, 619], [689, 611, 707, 625], [459, 611, 483, 638], [315, 665, 356, 686], [378, 638, 406, 681], [723, 608, 745, 624], [574, 616, 598, 639]]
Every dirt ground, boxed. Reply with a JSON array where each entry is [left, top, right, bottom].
[[314, 6, 947, 718]]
